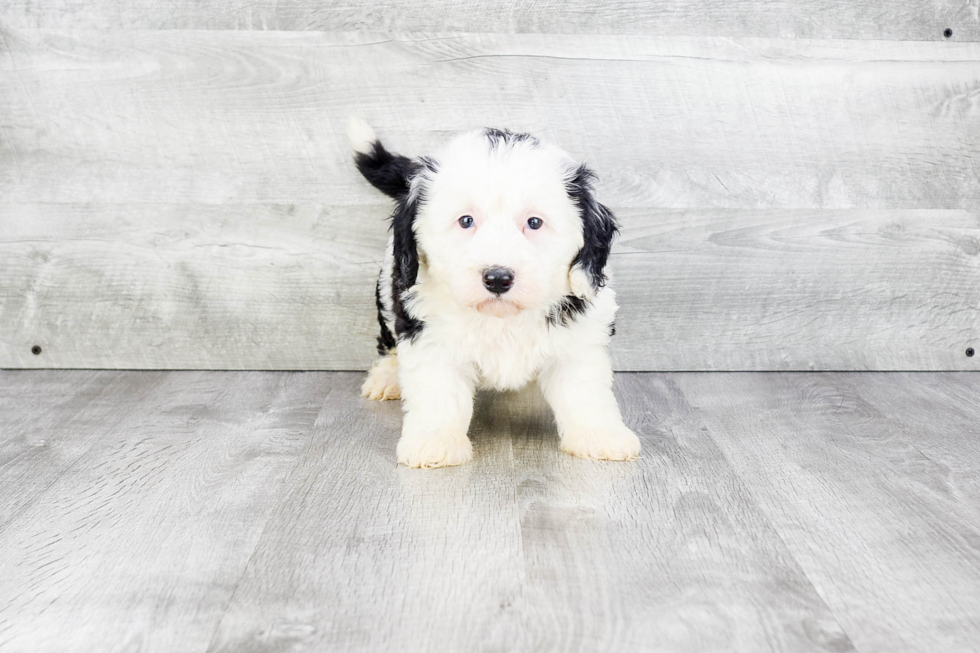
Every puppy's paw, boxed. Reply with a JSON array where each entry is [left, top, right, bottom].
[[560, 423, 641, 461], [397, 429, 473, 469], [361, 355, 400, 401]]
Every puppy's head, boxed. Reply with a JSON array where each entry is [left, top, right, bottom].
[[391, 128, 617, 319]]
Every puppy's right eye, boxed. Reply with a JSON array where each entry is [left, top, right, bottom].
[[458, 215, 474, 229]]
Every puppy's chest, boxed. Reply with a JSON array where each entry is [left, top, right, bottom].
[[448, 316, 554, 390]]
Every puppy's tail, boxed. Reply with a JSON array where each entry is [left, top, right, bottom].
[[347, 117, 412, 199]]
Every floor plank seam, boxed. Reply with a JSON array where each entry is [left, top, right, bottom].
[[687, 393, 868, 653], [202, 383, 335, 653], [0, 373, 166, 532]]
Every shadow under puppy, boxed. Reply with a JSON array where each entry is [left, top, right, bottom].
[[349, 118, 640, 468]]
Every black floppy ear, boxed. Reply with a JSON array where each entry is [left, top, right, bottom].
[[391, 191, 420, 293], [389, 189, 425, 342], [565, 164, 619, 298], [390, 156, 438, 292]]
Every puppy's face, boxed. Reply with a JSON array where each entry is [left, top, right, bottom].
[[411, 131, 588, 317]]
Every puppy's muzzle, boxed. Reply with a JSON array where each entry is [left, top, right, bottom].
[[482, 267, 515, 295]]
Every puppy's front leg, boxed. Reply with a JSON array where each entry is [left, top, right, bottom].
[[396, 345, 475, 468], [539, 348, 640, 461]]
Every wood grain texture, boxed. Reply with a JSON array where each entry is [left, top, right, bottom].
[[2, 30, 979, 371], [0, 370, 327, 652], [206, 374, 530, 652], [206, 373, 850, 652], [4, 370, 980, 651], [611, 208, 980, 371], [1, 0, 977, 41], [509, 374, 854, 652], [2, 30, 980, 209], [0, 203, 387, 370], [671, 372, 980, 653], [0, 370, 168, 527], [834, 373, 980, 525], [2, 204, 977, 371]]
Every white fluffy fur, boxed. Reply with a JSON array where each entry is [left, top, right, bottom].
[[346, 116, 378, 155], [361, 351, 400, 400], [358, 125, 640, 468]]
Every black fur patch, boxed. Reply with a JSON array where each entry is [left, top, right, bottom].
[[392, 289, 424, 343], [390, 181, 422, 288], [607, 321, 616, 337], [389, 185, 425, 343], [547, 295, 591, 327], [484, 127, 539, 151], [565, 164, 619, 291], [374, 278, 397, 355], [354, 133, 431, 345], [354, 141, 415, 199]]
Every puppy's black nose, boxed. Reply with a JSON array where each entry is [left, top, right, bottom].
[[482, 267, 515, 294]]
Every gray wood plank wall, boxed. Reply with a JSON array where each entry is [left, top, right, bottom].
[[3, 1, 977, 40], [1, 15, 978, 371]]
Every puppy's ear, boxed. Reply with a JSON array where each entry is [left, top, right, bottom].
[[391, 191, 420, 292], [390, 156, 438, 292], [566, 164, 619, 299]]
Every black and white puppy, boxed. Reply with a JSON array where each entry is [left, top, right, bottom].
[[348, 118, 640, 468]]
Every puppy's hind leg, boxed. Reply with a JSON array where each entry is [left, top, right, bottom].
[[364, 269, 400, 401], [361, 350, 401, 401]]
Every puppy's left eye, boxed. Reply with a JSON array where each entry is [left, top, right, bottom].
[[458, 215, 474, 229], [526, 217, 543, 230]]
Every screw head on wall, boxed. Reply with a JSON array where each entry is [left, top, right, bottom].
[[31, 345, 42, 355]]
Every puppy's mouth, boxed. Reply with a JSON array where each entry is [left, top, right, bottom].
[[475, 296, 523, 318]]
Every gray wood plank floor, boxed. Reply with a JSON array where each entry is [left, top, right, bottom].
[[1, 371, 978, 652]]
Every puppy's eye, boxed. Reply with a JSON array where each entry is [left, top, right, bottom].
[[526, 217, 543, 230], [458, 215, 474, 229]]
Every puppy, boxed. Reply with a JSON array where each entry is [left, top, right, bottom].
[[348, 118, 640, 468]]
